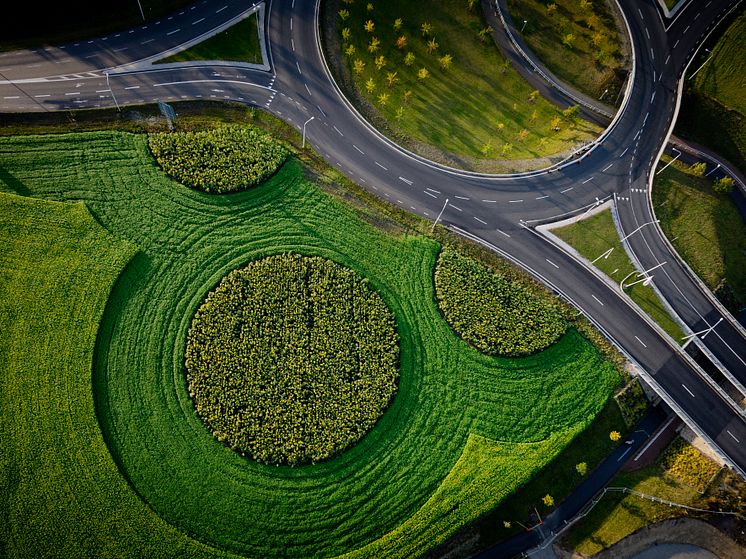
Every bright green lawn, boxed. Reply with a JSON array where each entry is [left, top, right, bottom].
[[157, 13, 262, 65], [553, 210, 686, 342], [653, 160, 746, 309], [332, 0, 599, 165], [0, 130, 620, 558], [506, 0, 628, 101]]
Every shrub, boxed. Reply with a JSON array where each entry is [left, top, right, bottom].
[[149, 125, 287, 194], [660, 437, 721, 492], [184, 254, 399, 465], [434, 248, 566, 356]]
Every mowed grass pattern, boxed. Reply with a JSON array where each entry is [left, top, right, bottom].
[[0, 131, 619, 558]]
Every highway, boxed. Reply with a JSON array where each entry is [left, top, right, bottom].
[[1, 0, 745, 482]]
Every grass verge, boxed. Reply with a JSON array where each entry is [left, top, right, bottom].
[[156, 13, 262, 65], [553, 209, 686, 342], [506, 0, 629, 102], [0, 128, 620, 558], [323, 0, 600, 172], [653, 159, 746, 313]]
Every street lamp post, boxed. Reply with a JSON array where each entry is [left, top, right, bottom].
[[688, 48, 713, 80], [521, 20, 527, 33], [431, 197, 450, 233], [656, 147, 681, 175], [302, 116, 315, 149], [619, 261, 666, 290], [682, 317, 723, 341], [136, 0, 145, 21], [619, 219, 659, 243], [105, 71, 121, 112]]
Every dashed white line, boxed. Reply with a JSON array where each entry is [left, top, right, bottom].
[[64, 92, 81, 96], [124, 86, 140, 90], [535, 195, 549, 200], [509, 199, 523, 203], [454, 195, 469, 200], [426, 188, 441, 194], [3, 95, 20, 99], [290, 18, 293, 31], [474, 216, 487, 225], [620, 147, 629, 158], [684, 25, 690, 34], [166, 29, 181, 35], [650, 91, 656, 103], [291, 38, 295, 51], [424, 190, 438, 199], [296, 61, 302, 74], [398, 176, 413, 185], [650, 48, 654, 60], [546, 259, 559, 269], [316, 105, 327, 117], [353, 145, 364, 154], [141, 38, 154, 45], [34, 94, 51, 98], [448, 204, 463, 212], [497, 229, 511, 238], [681, 384, 695, 398], [592, 294, 604, 306], [617, 447, 633, 462], [673, 39, 680, 48], [603, 163, 613, 172], [582, 177, 594, 184], [645, 27, 650, 39], [216, 5, 228, 13], [193, 18, 205, 25], [560, 187, 574, 194], [304, 83, 312, 95], [727, 430, 740, 443], [481, 199, 497, 203], [333, 125, 343, 136], [664, 54, 670, 66], [374, 161, 388, 170], [635, 336, 648, 348]]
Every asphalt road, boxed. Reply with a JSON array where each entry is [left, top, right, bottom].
[[0, 0, 744, 480]]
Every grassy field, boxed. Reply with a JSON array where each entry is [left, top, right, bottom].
[[326, 0, 600, 170], [677, 11, 746, 174], [506, 0, 629, 102], [156, 13, 262, 65], [553, 210, 686, 342], [0, 130, 621, 558], [653, 160, 746, 312], [561, 436, 741, 556]]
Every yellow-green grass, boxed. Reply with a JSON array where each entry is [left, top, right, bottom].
[[553, 209, 686, 342], [664, 0, 679, 10], [678, 11, 746, 174], [653, 159, 746, 310], [0, 130, 620, 558], [330, 0, 600, 166], [562, 437, 724, 556], [156, 13, 262, 65], [507, 0, 629, 101]]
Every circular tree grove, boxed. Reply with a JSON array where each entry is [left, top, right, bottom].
[[185, 253, 399, 465]]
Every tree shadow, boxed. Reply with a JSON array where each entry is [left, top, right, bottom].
[[0, 166, 31, 196]]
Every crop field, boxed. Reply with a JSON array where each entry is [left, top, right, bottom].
[[0, 130, 619, 558]]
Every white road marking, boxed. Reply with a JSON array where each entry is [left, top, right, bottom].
[[316, 104, 326, 116], [216, 5, 228, 13], [635, 336, 647, 348], [304, 83, 312, 95], [353, 145, 364, 154], [424, 190, 438, 199], [124, 86, 140, 90], [141, 39, 154, 44], [645, 27, 650, 39], [481, 199, 497, 203], [291, 38, 295, 51], [620, 147, 629, 157], [333, 125, 343, 136], [474, 216, 487, 225], [398, 176, 413, 185], [113, 47, 129, 52], [64, 92, 81, 95], [193, 17, 205, 24], [509, 199, 523, 203], [497, 229, 511, 238], [673, 39, 680, 48], [681, 384, 695, 398], [650, 91, 656, 103], [374, 161, 387, 170], [684, 25, 690, 34], [592, 294, 604, 306], [454, 195, 469, 200], [617, 447, 633, 462], [582, 177, 594, 184], [664, 54, 670, 65], [166, 29, 181, 35], [448, 204, 463, 212], [727, 430, 740, 443], [535, 195, 549, 200], [560, 187, 574, 193], [426, 188, 441, 194], [296, 61, 302, 74], [650, 47, 654, 60], [638, 8, 644, 18], [603, 163, 613, 172], [3, 95, 20, 99], [34, 94, 51, 98], [290, 18, 293, 31], [546, 259, 559, 269]]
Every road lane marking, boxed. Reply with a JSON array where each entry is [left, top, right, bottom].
[[592, 294, 604, 306], [650, 91, 656, 103], [304, 83, 312, 95], [603, 163, 613, 172], [617, 447, 633, 462], [192, 18, 205, 24], [3, 95, 20, 99], [290, 18, 293, 31], [481, 199, 497, 203], [536, 195, 549, 200], [64, 92, 81, 95], [546, 259, 559, 269], [216, 5, 228, 12], [448, 204, 463, 212], [645, 27, 650, 39], [664, 54, 670, 65], [454, 195, 469, 200], [34, 94, 51, 98], [673, 39, 680, 48], [398, 176, 412, 185], [353, 144, 364, 154], [333, 125, 343, 136], [166, 29, 181, 35], [684, 25, 690, 34], [681, 384, 695, 398], [316, 104, 326, 116], [638, 8, 644, 18], [509, 199, 523, 203], [141, 38, 154, 44], [497, 229, 511, 238], [424, 190, 438, 199], [727, 430, 740, 443], [634, 336, 647, 347], [474, 216, 487, 225], [426, 187, 441, 193], [374, 161, 387, 170], [620, 147, 629, 157], [124, 86, 140, 90], [560, 187, 574, 193], [582, 177, 594, 184], [291, 38, 295, 51]]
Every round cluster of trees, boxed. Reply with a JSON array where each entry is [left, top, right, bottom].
[[149, 125, 287, 194], [184, 254, 400, 465], [435, 248, 567, 356]]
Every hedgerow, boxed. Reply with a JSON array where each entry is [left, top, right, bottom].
[[185, 253, 399, 465], [148, 124, 287, 193], [435, 248, 566, 356]]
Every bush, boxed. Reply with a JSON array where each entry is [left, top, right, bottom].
[[661, 437, 721, 492], [434, 248, 566, 356], [184, 253, 399, 465], [149, 124, 287, 193]]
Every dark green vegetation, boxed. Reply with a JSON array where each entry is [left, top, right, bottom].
[[156, 13, 263, 65], [653, 160, 746, 312], [185, 253, 399, 465], [435, 248, 566, 356], [507, 0, 629, 101], [149, 125, 287, 193], [0, 128, 620, 558], [677, 10, 746, 175], [562, 436, 746, 556], [325, 0, 599, 170], [0, 0, 193, 51], [553, 210, 686, 342]]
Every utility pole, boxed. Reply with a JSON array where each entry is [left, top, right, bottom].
[[431, 198, 450, 233], [302, 116, 315, 148]]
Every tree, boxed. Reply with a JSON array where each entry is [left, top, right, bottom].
[[404, 52, 416, 66], [386, 71, 399, 87], [562, 105, 580, 124], [610, 430, 621, 442], [377, 92, 389, 106], [338, 9, 350, 21], [503, 520, 512, 529], [421, 22, 433, 36], [576, 462, 588, 476], [562, 33, 576, 48], [550, 116, 562, 131], [478, 26, 493, 43], [481, 140, 494, 156], [528, 89, 540, 103], [689, 162, 707, 176], [345, 44, 356, 57], [364, 19, 375, 33], [518, 129, 530, 142], [496, 122, 505, 131], [501, 142, 513, 155], [427, 38, 439, 54], [539, 137, 548, 149], [368, 37, 380, 53], [592, 32, 604, 47], [366, 2, 373, 11], [395, 35, 407, 49], [353, 59, 366, 74], [587, 14, 600, 29], [580, 0, 591, 10], [375, 55, 386, 70], [393, 18, 403, 31], [547, 3, 557, 16], [530, 109, 539, 122], [417, 67, 430, 80], [439, 54, 453, 70], [542, 494, 555, 507], [365, 78, 376, 93], [403, 90, 412, 104], [713, 176, 735, 193], [342, 27, 351, 42], [395, 106, 405, 120]]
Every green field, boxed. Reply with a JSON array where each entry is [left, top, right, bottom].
[[553, 210, 686, 342], [156, 13, 262, 65], [653, 160, 746, 311], [506, 0, 629, 101], [0, 130, 620, 558], [677, 11, 746, 174], [326, 0, 600, 170]]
